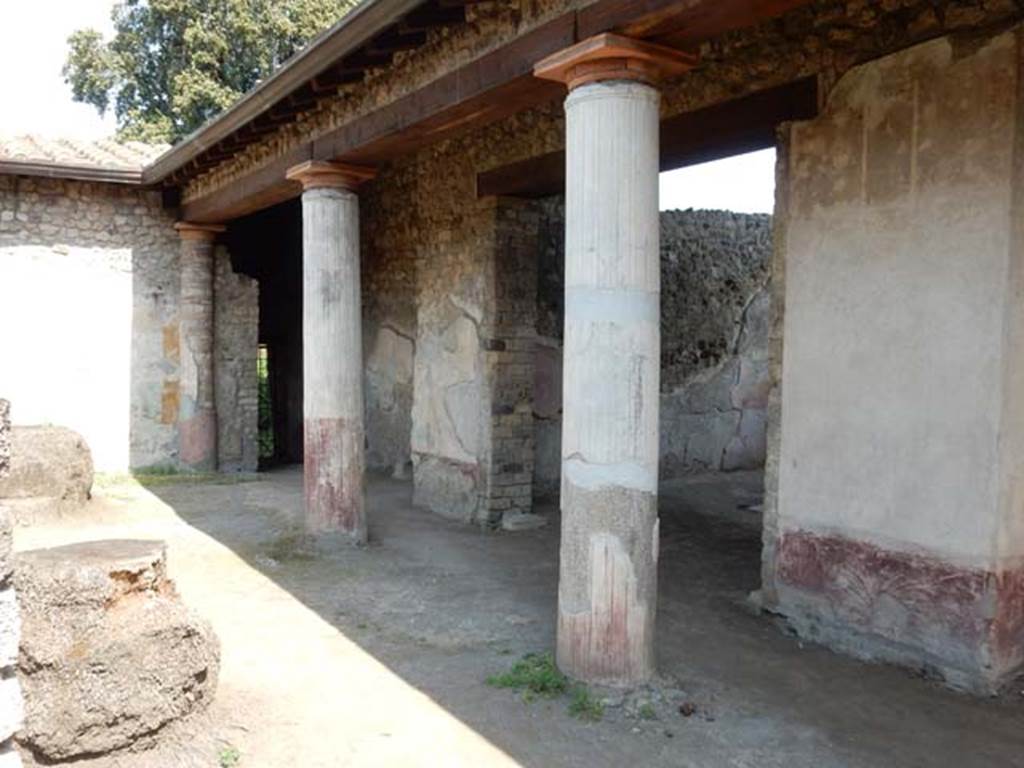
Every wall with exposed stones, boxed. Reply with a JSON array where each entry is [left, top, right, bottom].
[[360, 107, 558, 524], [0, 177, 258, 473], [360, 180, 418, 475], [534, 205, 773, 496], [214, 248, 260, 472], [362, 124, 772, 523]]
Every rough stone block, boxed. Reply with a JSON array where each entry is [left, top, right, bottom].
[[0, 427, 93, 517], [15, 540, 219, 761]]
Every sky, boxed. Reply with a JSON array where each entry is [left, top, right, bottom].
[[0, 0, 775, 214], [1, 1, 118, 140]]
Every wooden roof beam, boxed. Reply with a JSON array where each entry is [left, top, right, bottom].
[[367, 28, 428, 55], [398, 3, 465, 34]]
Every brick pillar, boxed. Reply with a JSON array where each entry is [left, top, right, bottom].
[[0, 400, 23, 767], [175, 222, 225, 472], [536, 34, 696, 685], [286, 160, 375, 541], [479, 199, 539, 525]]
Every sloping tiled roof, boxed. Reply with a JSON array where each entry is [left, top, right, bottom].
[[0, 135, 168, 172]]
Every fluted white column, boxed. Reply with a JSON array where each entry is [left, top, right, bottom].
[[536, 33, 696, 685], [286, 160, 375, 541]]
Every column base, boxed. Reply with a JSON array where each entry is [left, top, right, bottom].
[[304, 417, 366, 542], [556, 480, 657, 686]]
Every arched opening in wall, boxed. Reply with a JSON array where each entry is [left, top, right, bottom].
[[531, 146, 778, 609]]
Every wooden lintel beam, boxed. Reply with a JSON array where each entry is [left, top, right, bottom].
[[311, 12, 575, 164], [182, 146, 312, 223], [180, 1, 822, 222], [476, 77, 819, 198], [579, 0, 815, 46]]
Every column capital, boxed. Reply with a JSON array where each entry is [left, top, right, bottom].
[[286, 160, 376, 191], [534, 33, 697, 91], [174, 222, 226, 242]]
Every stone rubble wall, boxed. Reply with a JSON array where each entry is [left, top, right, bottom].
[[214, 248, 260, 472], [534, 206, 773, 497], [0, 176, 258, 474], [363, 100, 773, 522], [361, 105, 558, 524], [0, 177, 179, 472], [0, 401, 23, 768], [361, 182, 417, 475], [479, 201, 540, 524]]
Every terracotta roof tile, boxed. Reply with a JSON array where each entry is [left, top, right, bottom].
[[0, 135, 168, 171]]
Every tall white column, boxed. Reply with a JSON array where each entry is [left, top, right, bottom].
[[536, 34, 696, 685], [174, 222, 225, 472], [286, 160, 375, 541]]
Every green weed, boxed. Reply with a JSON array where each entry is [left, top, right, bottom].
[[218, 745, 241, 767], [568, 685, 604, 722], [486, 653, 568, 698]]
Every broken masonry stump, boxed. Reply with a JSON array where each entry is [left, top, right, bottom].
[[14, 540, 219, 762], [0, 426, 93, 525]]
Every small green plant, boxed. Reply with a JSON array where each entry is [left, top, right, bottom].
[[218, 745, 241, 767], [486, 653, 568, 698], [568, 685, 604, 722], [637, 702, 657, 720]]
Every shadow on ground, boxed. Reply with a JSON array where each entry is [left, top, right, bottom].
[[28, 468, 1024, 767]]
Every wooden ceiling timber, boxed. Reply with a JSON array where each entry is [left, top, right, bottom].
[[475, 76, 818, 198], [398, 3, 466, 33], [368, 27, 428, 54], [311, 11, 575, 163], [579, 0, 814, 45], [179, 1, 821, 218]]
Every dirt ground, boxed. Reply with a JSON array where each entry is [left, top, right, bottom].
[[13, 468, 1024, 767]]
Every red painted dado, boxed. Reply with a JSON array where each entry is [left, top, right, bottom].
[[773, 530, 1024, 684], [993, 566, 1024, 674], [303, 417, 365, 540], [179, 411, 216, 469]]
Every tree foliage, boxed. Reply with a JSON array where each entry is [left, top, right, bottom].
[[63, 0, 357, 144]]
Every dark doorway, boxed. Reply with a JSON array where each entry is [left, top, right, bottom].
[[228, 199, 304, 467]]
